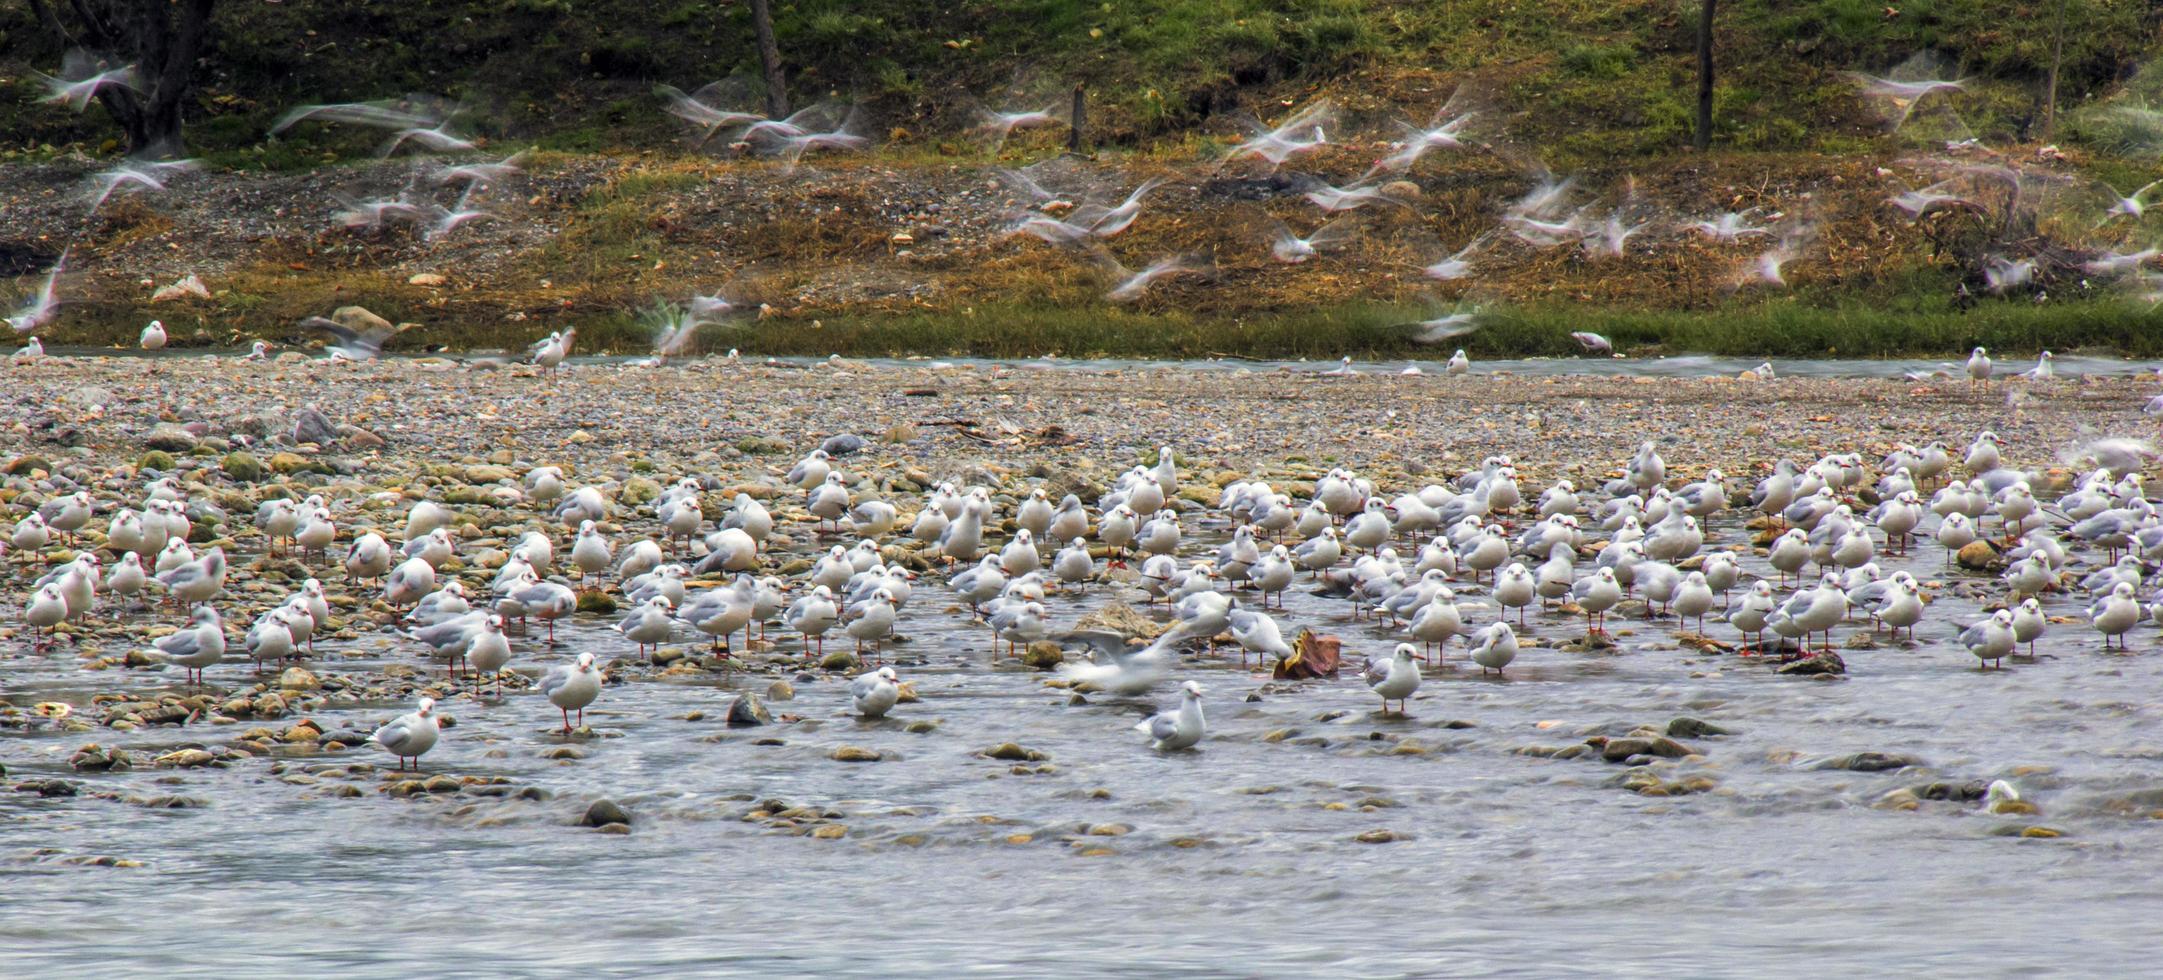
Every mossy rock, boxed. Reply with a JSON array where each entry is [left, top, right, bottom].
[[268, 452, 315, 474], [5, 456, 52, 476], [620, 477, 662, 506], [137, 451, 176, 472], [735, 436, 790, 455], [576, 592, 617, 614]]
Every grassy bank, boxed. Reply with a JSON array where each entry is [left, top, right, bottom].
[[0, 0, 2153, 167], [35, 294, 2163, 361]]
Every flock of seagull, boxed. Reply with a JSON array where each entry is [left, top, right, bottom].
[[9, 409, 2161, 768], [16, 53, 2163, 364]]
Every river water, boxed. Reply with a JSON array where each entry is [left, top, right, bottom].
[[3, 351, 2161, 974], [5, 507, 2160, 975], [34, 345, 2153, 381]]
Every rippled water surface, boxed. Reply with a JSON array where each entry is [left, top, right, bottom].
[[4, 352, 2162, 974], [7, 509, 2163, 975]]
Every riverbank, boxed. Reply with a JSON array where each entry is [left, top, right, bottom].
[[8, 152, 2163, 360]]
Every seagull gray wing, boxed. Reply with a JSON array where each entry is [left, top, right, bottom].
[[372, 716, 418, 753]]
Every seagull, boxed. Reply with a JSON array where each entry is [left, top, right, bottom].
[[851, 666, 901, 718], [1056, 633, 1175, 695], [1570, 331, 1612, 355], [1226, 607, 1293, 667], [465, 614, 514, 693], [1421, 233, 1492, 281], [7, 250, 66, 334], [1405, 309, 1481, 344], [436, 150, 528, 187], [1468, 621, 1519, 675], [272, 98, 450, 135], [156, 547, 227, 606], [2099, 178, 2163, 222], [1886, 180, 1976, 218], [531, 327, 576, 371], [154, 605, 226, 686], [138, 319, 167, 350], [1685, 210, 1770, 242], [1363, 644, 1423, 714], [1371, 108, 1477, 174], [370, 697, 441, 771], [87, 160, 197, 213], [2090, 581, 2142, 650], [1101, 253, 1210, 302], [615, 595, 676, 656], [1268, 216, 1358, 263], [1071, 178, 1168, 238], [1222, 100, 1333, 170], [37, 56, 141, 112], [381, 121, 478, 157], [1960, 609, 2017, 669], [1304, 181, 1404, 213], [1984, 256, 2035, 294], [1571, 567, 1623, 634], [1134, 680, 1206, 751], [654, 83, 766, 145], [975, 106, 1062, 149], [541, 652, 603, 733], [1966, 346, 1993, 384], [425, 188, 494, 242], [23, 584, 67, 640], [302, 314, 400, 361]]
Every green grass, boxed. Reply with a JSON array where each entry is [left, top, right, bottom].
[[1, 0, 2157, 166]]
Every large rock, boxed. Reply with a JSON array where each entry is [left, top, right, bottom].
[[292, 407, 339, 447], [1956, 540, 2003, 570], [1666, 717, 1732, 738], [1598, 736, 1696, 762], [1073, 601, 1166, 638], [819, 433, 867, 457], [1776, 651, 1846, 676], [979, 742, 1048, 762], [221, 451, 265, 482], [1814, 752, 1924, 772], [154, 748, 216, 768], [1020, 641, 1065, 670], [726, 693, 771, 726], [144, 425, 198, 452], [581, 798, 631, 827]]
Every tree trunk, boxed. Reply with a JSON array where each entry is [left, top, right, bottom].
[[1068, 84, 1086, 154], [749, 0, 789, 119], [1694, 0, 1716, 152], [28, 0, 216, 158], [2042, 0, 2069, 139]]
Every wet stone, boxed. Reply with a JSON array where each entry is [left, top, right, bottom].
[[583, 799, 631, 827]]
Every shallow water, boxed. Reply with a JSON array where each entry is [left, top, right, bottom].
[[5, 498, 2162, 975], [37, 346, 2152, 381]]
